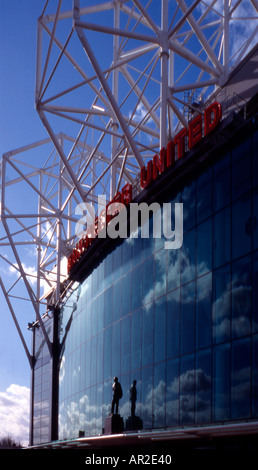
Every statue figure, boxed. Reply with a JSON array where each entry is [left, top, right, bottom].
[[111, 376, 123, 415], [130, 379, 137, 417]]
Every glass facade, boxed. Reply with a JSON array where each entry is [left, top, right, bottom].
[[32, 316, 54, 445], [55, 127, 258, 441], [30, 122, 258, 445]]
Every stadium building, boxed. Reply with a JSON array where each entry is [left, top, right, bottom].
[[1, 0, 258, 451], [30, 47, 258, 449]]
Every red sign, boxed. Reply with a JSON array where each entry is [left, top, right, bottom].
[[67, 183, 132, 274], [141, 102, 222, 189], [67, 102, 222, 275]]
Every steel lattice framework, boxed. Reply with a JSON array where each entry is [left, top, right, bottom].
[[0, 0, 258, 362]]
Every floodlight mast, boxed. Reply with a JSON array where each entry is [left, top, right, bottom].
[[0, 0, 258, 367], [36, 0, 258, 205]]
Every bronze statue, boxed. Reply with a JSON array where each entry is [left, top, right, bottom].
[[130, 379, 137, 417], [111, 377, 123, 414]]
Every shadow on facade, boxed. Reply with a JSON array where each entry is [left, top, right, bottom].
[[104, 378, 143, 434]]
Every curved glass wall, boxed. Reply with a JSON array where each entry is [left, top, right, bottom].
[[58, 129, 258, 440], [33, 316, 54, 445]]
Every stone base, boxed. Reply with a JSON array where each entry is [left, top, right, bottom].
[[104, 414, 124, 435], [125, 415, 143, 431]]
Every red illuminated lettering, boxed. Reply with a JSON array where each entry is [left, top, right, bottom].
[[166, 140, 175, 168], [174, 128, 187, 159], [67, 183, 133, 275], [98, 208, 106, 233], [204, 102, 222, 136], [141, 160, 153, 189], [153, 149, 165, 180], [189, 114, 203, 149], [139, 101, 222, 190], [121, 183, 132, 206]]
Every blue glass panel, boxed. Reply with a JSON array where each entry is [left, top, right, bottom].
[[213, 206, 231, 269], [129, 370, 141, 419], [166, 358, 179, 426], [212, 265, 231, 344], [85, 303, 92, 341], [84, 390, 91, 436], [181, 228, 196, 285], [103, 379, 112, 418], [213, 152, 231, 212], [121, 316, 131, 374], [196, 273, 212, 349], [96, 384, 103, 435], [232, 256, 251, 339], [254, 188, 258, 251], [167, 289, 180, 358], [141, 366, 153, 428], [232, 193, 252, 259], [196, 167, 212, 223], [121, 270, 132, 317], [91, 297, 98, 337], [181, 281, 195, 354], [180, 354, 195, 425], [197, 218, 212, 276], [104, 286, 113, 327], [142, 215, 155, 259], [105, 252, 113, 287], [167, 248, 180, 292], [154, 249, 167, 299], [196, 349, 211, 423], [212, 343, 230, 421], [91, 336, 97, 386], [120, 373, 131, 421], [154, 362, 166, 428], [122, 239, 132, 274], [154, 206, 166, 253], [182, 181, 196, 231], [131, 231, 142, 267], [253, 129, 258, 187], [142, 303, 154, 367], [113, 243, 122, 278], [98, 261, 105, 294], [154, 298, 166, 363], [113, 279, 122, 321], [254, 252, 258, 333], [79, 391, 86, 434], [112, 321, 121, 378], [96, 331, 103, 384], [132, 264, 142, 312], [131, 308, 142, 371], [142, 255, 154, 305], [92, 268, 98, 297], [89, 387, 96, 435], [97, 293, 104, 332], [231, 338, 251, 419], [85, 341, 91, 389], [232, 137, 251, 201], [103, 327, 112, 380], [252, 334, 258, 417], [80, 306, 86, 346], [86, 275, 92, 302]]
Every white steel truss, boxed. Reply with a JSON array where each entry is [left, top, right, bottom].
[[0, 0, 258, 363]]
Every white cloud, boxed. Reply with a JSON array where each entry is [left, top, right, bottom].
[[197, 0, 258, 60], [9, 262, 38, 286], [0, 384, 30, 447]]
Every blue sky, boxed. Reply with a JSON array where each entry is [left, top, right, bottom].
[[0, 1, 46, 155], [0, 1, 46, 445]]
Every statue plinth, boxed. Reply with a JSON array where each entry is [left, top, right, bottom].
[[104, 414, 124, 434], [125, 415, 143, 431]]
